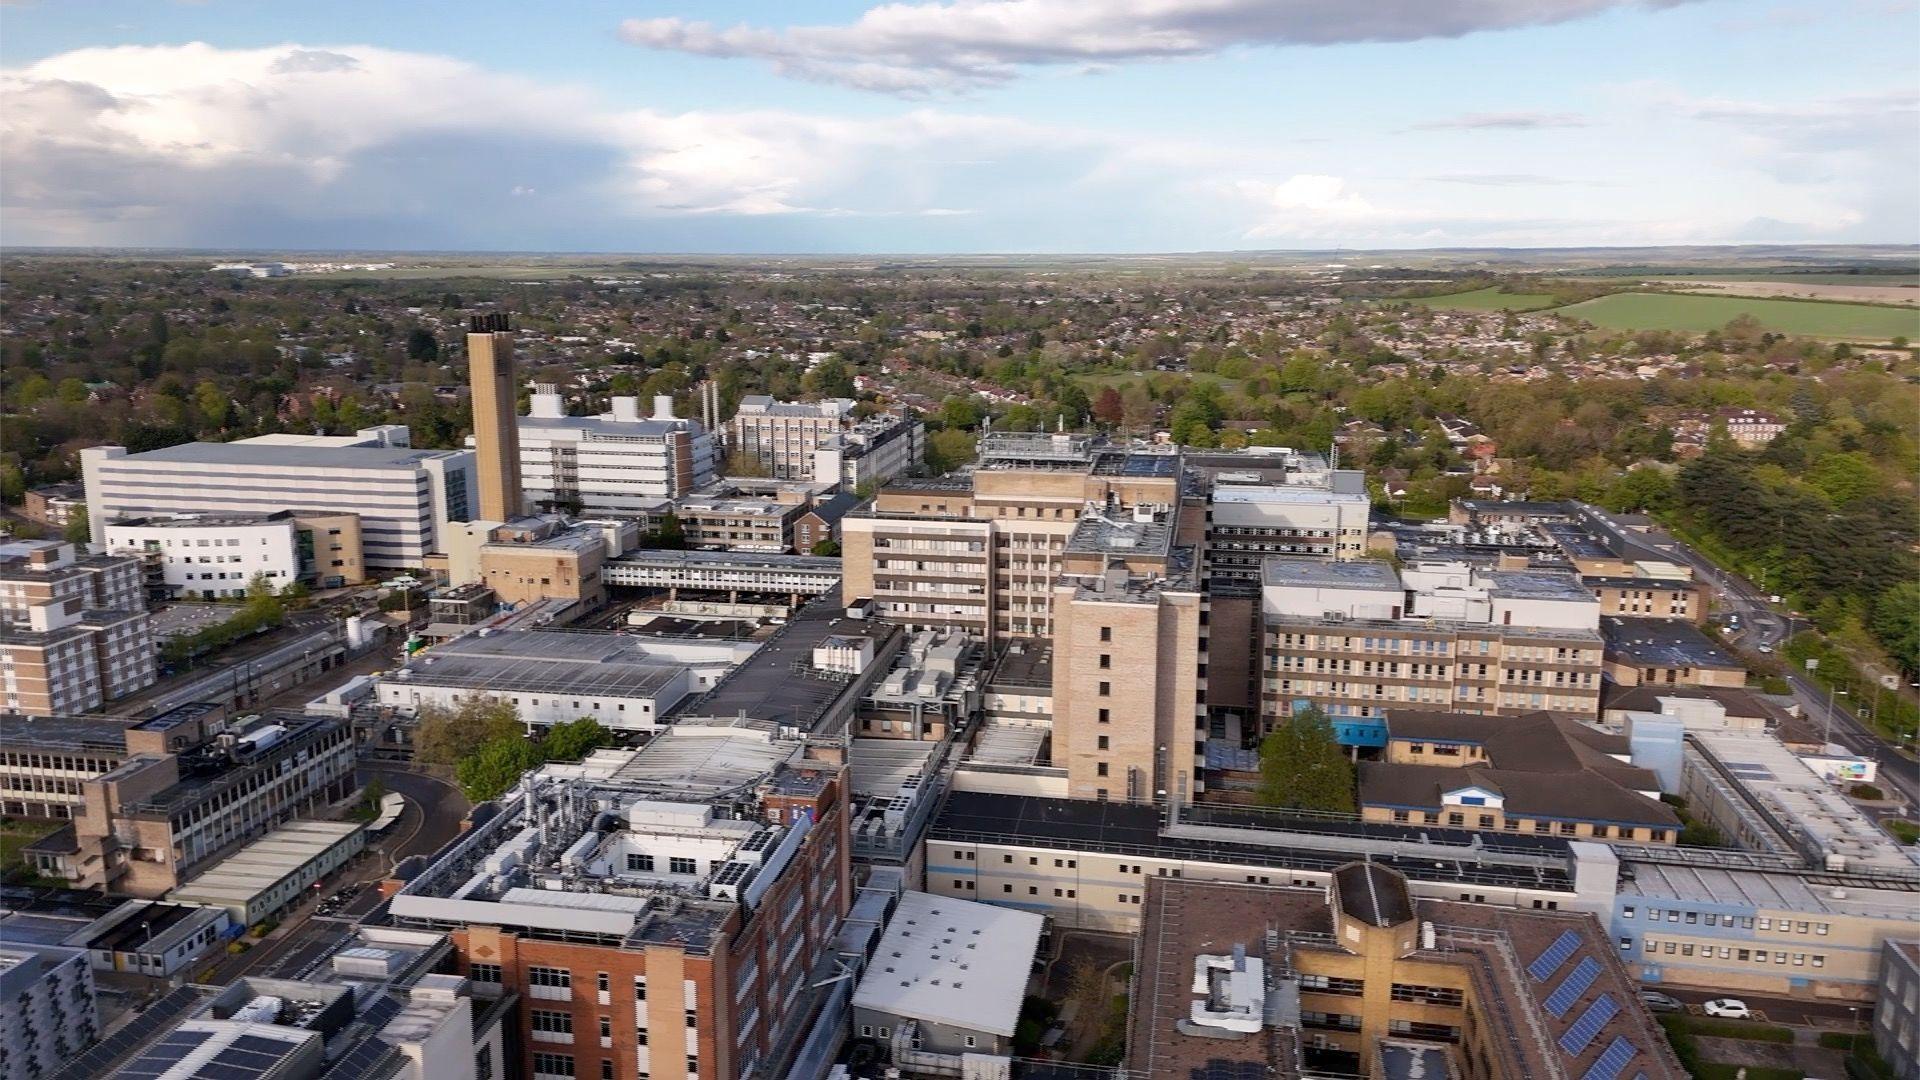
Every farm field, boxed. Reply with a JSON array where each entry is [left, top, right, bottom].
[[1555, 291, 1920, 340], [1658, 279, 1919, 306], [1407, 286, 1560, 311]]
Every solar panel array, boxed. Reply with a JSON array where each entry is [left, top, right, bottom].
[[1528, 929, 1582, 980], [56, 986, 204, 1080], [115, 1029, 216, 1079], [199, 1034, 302, 1080], [1544, 957, 1602, 1017], [1581, 1036, 1639, 1080], [319, 1036, 402, 1080], [1190, 1062, 1267, 1080], [1559, 994, 1620, 1055]]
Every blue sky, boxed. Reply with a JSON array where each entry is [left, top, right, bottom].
[[3, 0, 1915, 252]]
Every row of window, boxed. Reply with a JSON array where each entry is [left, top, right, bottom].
[[1623, 907, 1830, 935], [1638, 938, 1827, 967]]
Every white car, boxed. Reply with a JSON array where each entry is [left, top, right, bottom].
[[1702, 998, 1752, 1019]]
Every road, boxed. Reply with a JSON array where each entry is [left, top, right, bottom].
[[359, 763, 471, 872], [199, 765, 469, 984], [1578, 504, 1919, 809], [1654, 985, 1874, 1030]]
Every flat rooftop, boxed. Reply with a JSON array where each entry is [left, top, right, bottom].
[[1064, 511, 1176, 557], [109, 512, 294, 530], [0, 712, 131, 752], [609, 549, 841, 572], [609, 724, 810, 799], [931, 792, 1577, 891], [1483, 569, 1600, 602], [391, 630, 711, 699], [1620, 861, 1920, 921], [986, 642, 1052, 690], [107, 441, 460, 469], [1210, 484, 1368, 506], [172, 820, 365, 907], [849, 891, 1042, 1038], [1691, 729, 1920, 874], [1262, 558, 1402, 590], [680, 591, 895, 733], [1602, 616, 1743, 670]]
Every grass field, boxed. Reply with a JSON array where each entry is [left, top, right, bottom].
[[1556, 291, 1920, 340], [0, 818, 58, 883], [1407, 286, 1561, 312]]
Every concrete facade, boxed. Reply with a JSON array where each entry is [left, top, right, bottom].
[[467, 315, 525, 522]]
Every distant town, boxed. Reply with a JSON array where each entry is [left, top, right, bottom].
[[0, 250, 1915, 1080]]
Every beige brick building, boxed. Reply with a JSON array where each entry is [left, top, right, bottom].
[[0, 539, 154, 714], [841, 433, 1182, 641], [1261, 560, 1605, 728]]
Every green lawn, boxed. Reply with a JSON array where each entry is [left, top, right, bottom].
[[0, 818, 60, 883], [1407, 286, 1561, 312], [1555, 291, 1920, 340]]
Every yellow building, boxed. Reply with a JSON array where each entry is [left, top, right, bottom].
[[1130, 866, 1687, 1079]]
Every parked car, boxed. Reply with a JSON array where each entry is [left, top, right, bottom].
[[1638, 991, 1684, 1013], [1702, 998, 1752, 1019]]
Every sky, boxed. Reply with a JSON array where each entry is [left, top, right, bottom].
[[2, 0, 1916, 253]]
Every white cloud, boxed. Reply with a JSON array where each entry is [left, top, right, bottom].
[[619, 0, 1693, 95], [0, 41, 1906, 250], [1408, 110, 1591, 130], [0, 43, 1051, 245]]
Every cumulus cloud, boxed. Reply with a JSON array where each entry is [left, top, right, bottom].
[[0, 43, 1064, 247], [618, 1, 1693, 94], [1408, 111, 1590, 130], [1424, 173, 1589, 185], [0, 40, 1905, 250]]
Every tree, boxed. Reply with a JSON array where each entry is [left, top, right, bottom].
[[11, 374, 51, 408], [1872, 582, 1920, 677], [541, 718, 610, 762], [938, 395, 983, 431], [723, 449, 768, 477], [56, 378, 90, 406], [194, 380, 229, 430], [652, 511, 686, 550], [803, 356, 856, 398], [1092, 386, 1125, 428], [924, 428, 976, 474], [406, 327, 439, 362], [810, 539, 842, 556], [1256, 707, 1355, 813], [62, 508, 90, 546], [1603, 467, 1674, 515], [456, 737, 544, 802], [413, 696, 522, 769], [0, 463, 25, 505]]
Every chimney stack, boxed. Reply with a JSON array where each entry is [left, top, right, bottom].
[[467, 313, 525, 521]]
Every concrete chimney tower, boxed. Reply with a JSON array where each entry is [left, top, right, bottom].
[[467, 312, 525, 521]]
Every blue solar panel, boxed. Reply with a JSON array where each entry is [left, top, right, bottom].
[[1581, 1037, 1638, 1080], [1528, 929, 1582, 980], [1544, 957, 1602, 1017], [1559, 994, 1620, 1056]]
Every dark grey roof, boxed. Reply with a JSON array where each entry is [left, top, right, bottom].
[[1333, 862, 1414, 927], [1602, 616, 1742, 670], [114, 441, 460, 468]]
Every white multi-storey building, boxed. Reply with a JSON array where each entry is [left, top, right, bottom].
[[104, 513, 304, 599], [499, 388, 717, 517], [0, 945, 97, 1080], [82, 428, 474, 570], [813, 414, 925, 490]]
